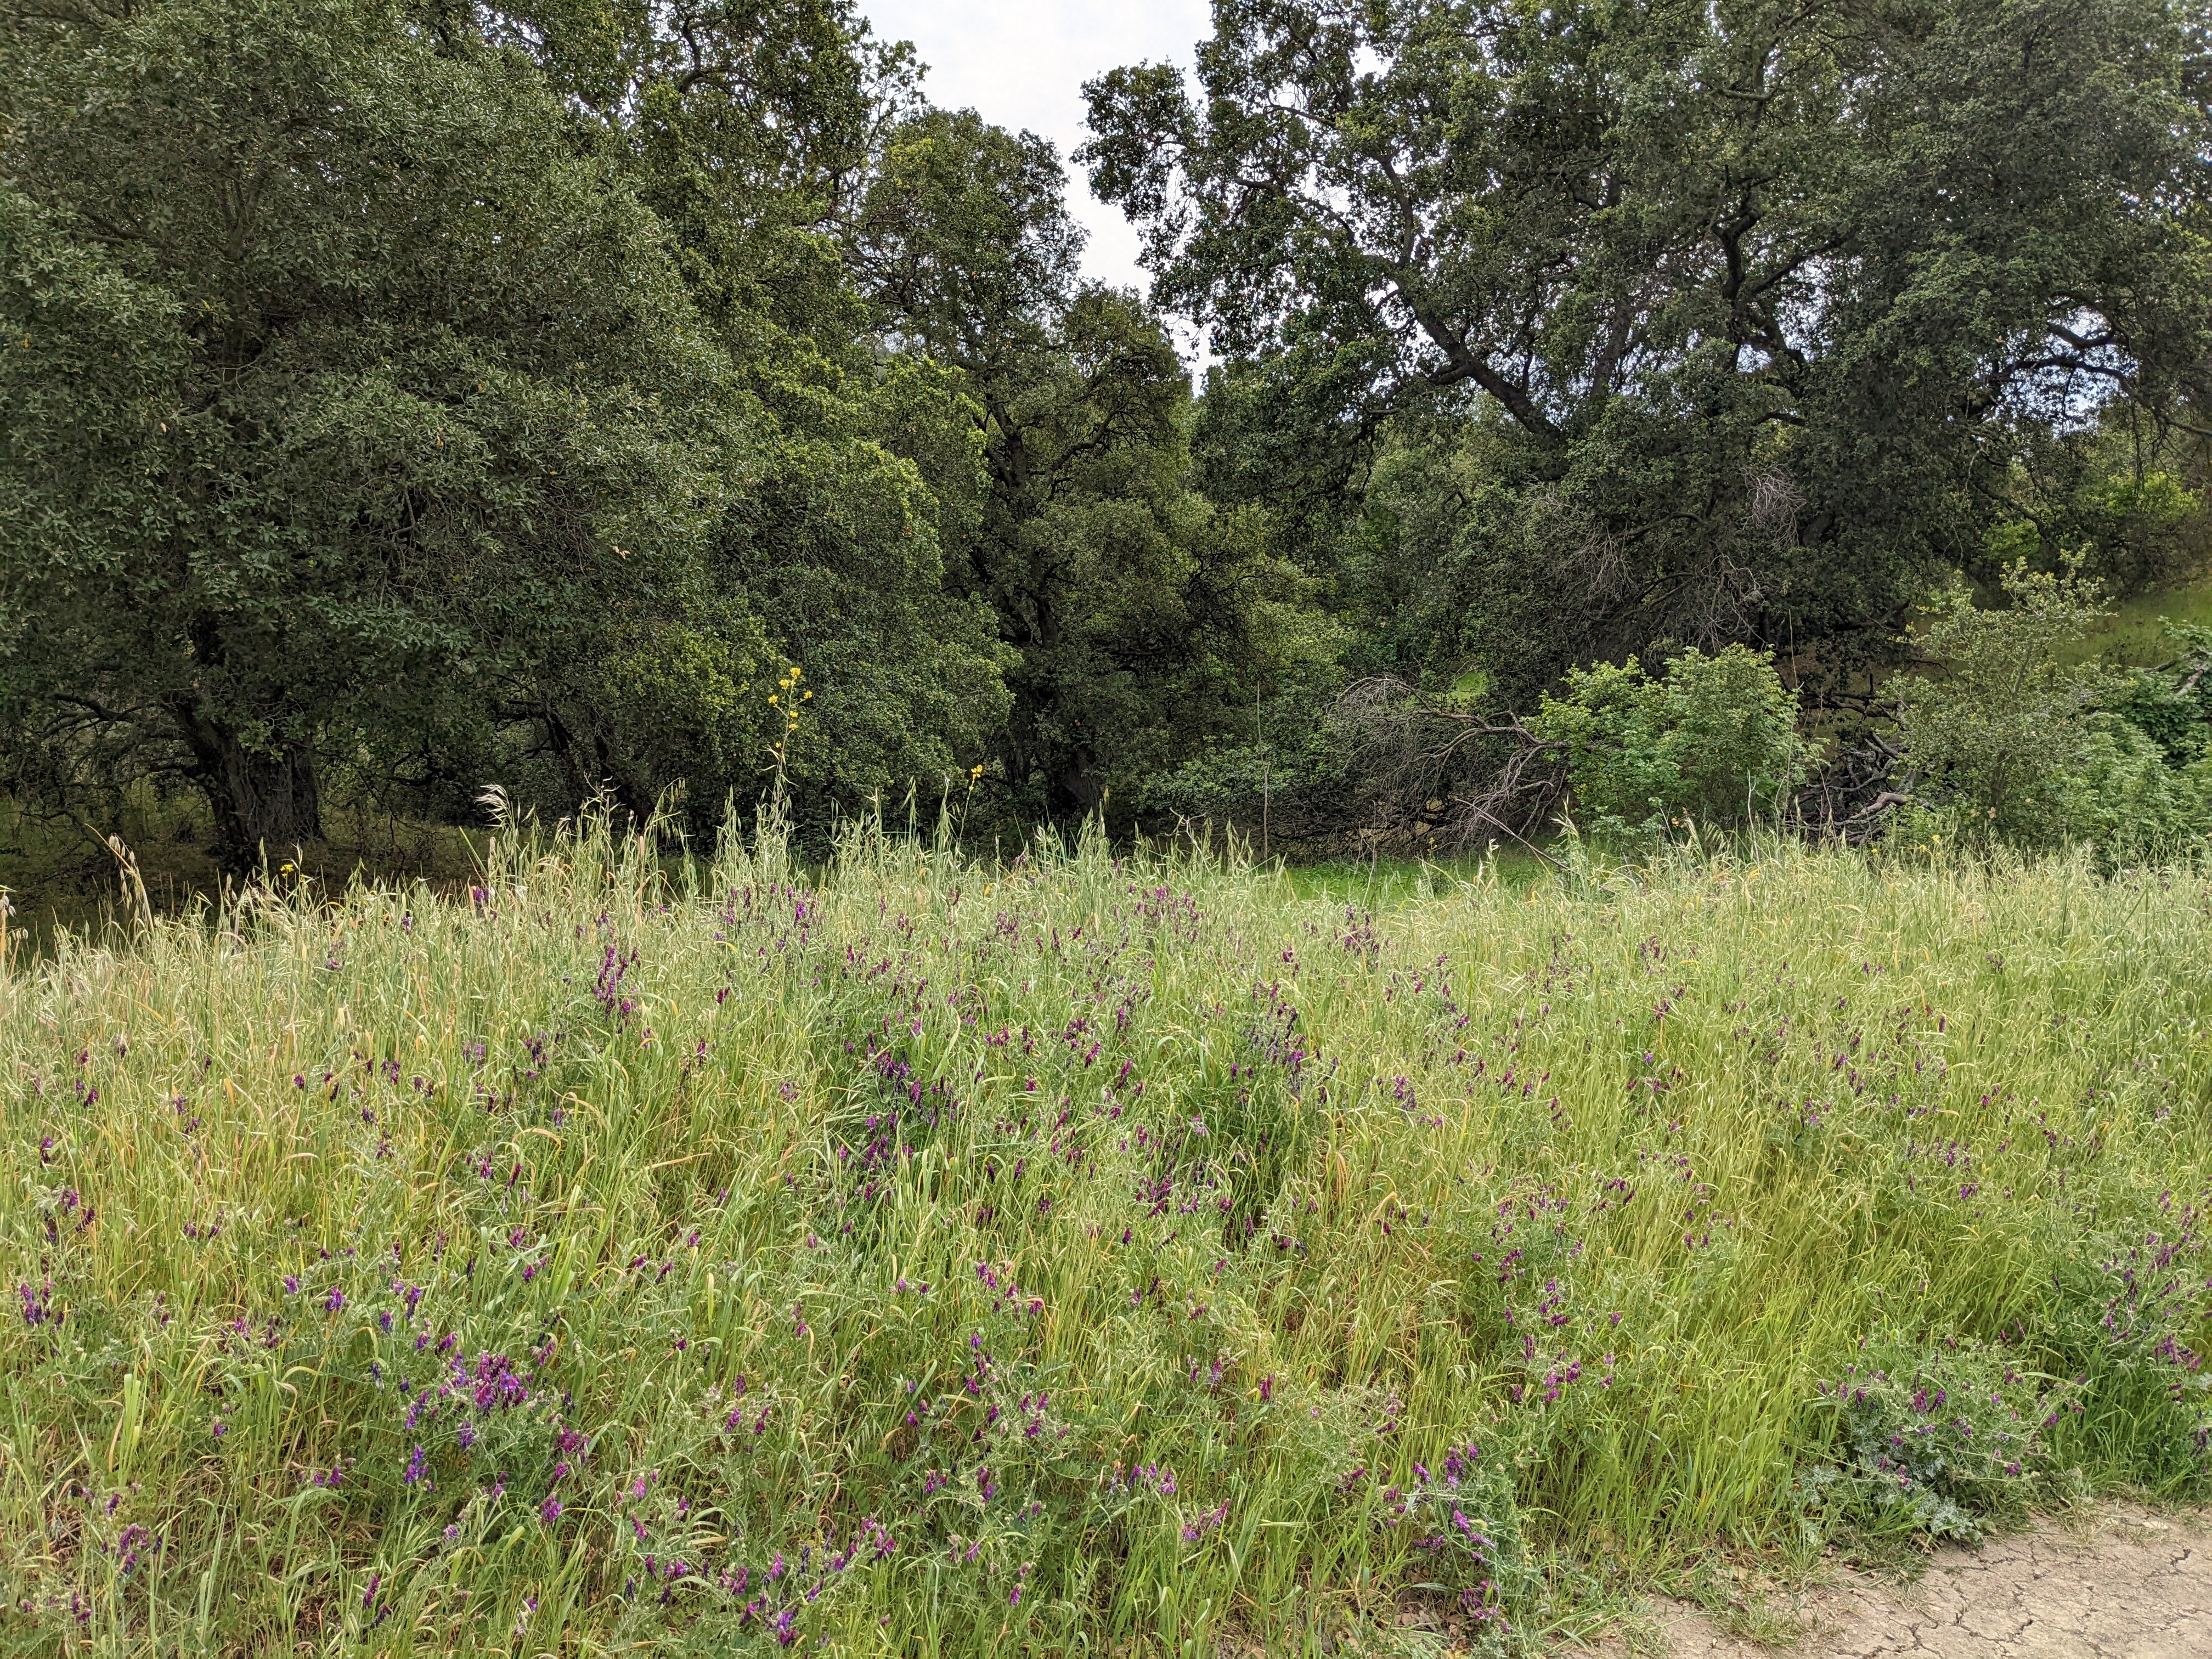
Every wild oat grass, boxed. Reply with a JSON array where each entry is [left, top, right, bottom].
[[5, 818, 2210, 1656]]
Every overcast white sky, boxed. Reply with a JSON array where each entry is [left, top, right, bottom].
[[859, 2, 1213, 297]]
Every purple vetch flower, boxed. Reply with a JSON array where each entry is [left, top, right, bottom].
[[539, 1497, 562, 1525], [323, 1288, 345, 1314], [403, 1444, 429, 1486], [470, 1352, 528, 1412], [1180, 1498, 1233, 1544]]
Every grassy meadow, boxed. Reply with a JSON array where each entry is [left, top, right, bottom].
[[4, 819, 2211, 1655]]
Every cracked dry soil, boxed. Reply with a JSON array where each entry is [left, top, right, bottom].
[[1605, 1505, 2212, 1658]]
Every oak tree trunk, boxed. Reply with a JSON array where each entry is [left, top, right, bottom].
[[172, 700, 324, 872]]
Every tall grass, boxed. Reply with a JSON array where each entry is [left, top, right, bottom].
[[5, 816, 2209, 1655]]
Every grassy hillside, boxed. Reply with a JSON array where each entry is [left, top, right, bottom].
[[5, 822, 2210, 1655], [2072, 575, 2212, 667]]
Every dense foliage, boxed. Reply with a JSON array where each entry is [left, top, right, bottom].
[[3, 0, 2210, 871], [849, 109, 1327, 821], [6, 822, 2211, 1652], [1892, 566, 2212, 854], [1086, 0, 2212, 706], [1531, 645, 1808, 837], [0, 0, 1018, 862], [9, 6, 2212, 1646]]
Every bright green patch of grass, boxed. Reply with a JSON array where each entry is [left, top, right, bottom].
[[4, 821, 2210, 1655], [2062, 574, 2212, 667], [1272, 848, 1551, 909]]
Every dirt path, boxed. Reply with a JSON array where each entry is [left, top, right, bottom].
[[1604, 1505, 2212, 1658]]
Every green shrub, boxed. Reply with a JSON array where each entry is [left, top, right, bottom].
[[1811, 1337, 2070, 1543], [1532, 645, 1808, 837], [2103, 623, 2212, 767], [1893, 562, 2111, 849], [1895, 566, 2212, 854], [2041, 1224, 2212, 1492], [1392, 1451, 1537, 1647], [2060, 714, 2212, 855]]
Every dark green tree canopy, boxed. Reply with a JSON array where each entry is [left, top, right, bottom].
[[479, 0, 897, 341], [851, 107, 1325, 820], [0, 0, 1004, 865], [3, 0, 738, 856], [850, 108, 1085, 376], [7, 0, 2208, 872], [1085, 0, 2212, 692]]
